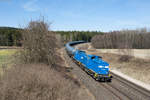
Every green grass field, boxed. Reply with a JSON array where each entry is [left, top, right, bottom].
[[0, 49, 17, 74]]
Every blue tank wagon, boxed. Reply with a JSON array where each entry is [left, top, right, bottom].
[[65, 41, 85, 56], [65, 41, 112, 81]]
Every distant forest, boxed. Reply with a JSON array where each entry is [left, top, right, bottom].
[[0, 27, 22, 46], [0, 27, 103, 46], [2, 27, 150, 49], [92, 28, 150, 49], [56, 31, 104, 43]]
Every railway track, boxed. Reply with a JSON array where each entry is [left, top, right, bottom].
[[100, 83, 124, 100], [63, 45, 150, 100], [100, 74, 150, 100], [107, 72, 150, 100]]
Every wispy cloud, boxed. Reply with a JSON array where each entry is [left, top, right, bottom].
[[23, 0, 39, 12]]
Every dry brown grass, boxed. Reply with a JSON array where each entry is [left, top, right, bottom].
[[0, 64, 83, 100]]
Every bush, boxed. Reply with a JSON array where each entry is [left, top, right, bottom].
[[20, 19, 58, 65], [119, 55, 132, 62]]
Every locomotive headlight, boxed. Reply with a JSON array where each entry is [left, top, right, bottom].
[[98, 66, 103, 68], [105, 66, 109, 68]]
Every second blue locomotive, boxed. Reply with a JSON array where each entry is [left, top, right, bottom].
[[66, 41, 112, 81]]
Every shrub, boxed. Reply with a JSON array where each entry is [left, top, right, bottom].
[[119, 55, 132, 62], [19, 19, 58, 65]]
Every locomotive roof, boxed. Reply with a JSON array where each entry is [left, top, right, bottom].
[[88, 54, 109, 66]]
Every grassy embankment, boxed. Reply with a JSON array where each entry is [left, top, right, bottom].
[[0, 49, 17, 75]]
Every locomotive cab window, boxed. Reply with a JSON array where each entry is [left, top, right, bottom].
[[98, 56, 102, 59], [79, 50, 85, 53], [91, 56, 95, 59]]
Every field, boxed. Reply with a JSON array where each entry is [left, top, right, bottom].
[[0, 49, 17, 74]]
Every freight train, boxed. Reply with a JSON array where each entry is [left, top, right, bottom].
[[65, 41, 112, 82]]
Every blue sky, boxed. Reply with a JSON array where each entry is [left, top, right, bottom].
[[0, 0, 150, 32]]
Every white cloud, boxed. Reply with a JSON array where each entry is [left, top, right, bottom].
[[23, 0, 39, 12]]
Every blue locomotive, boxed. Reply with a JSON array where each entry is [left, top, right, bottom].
[[66, 41, 112, 81]]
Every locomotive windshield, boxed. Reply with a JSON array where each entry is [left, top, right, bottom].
[[79, 50, 85, 53], [91, 56, 102, 59]]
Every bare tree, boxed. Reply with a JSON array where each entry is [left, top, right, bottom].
[[20, 19, 58, 65]]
